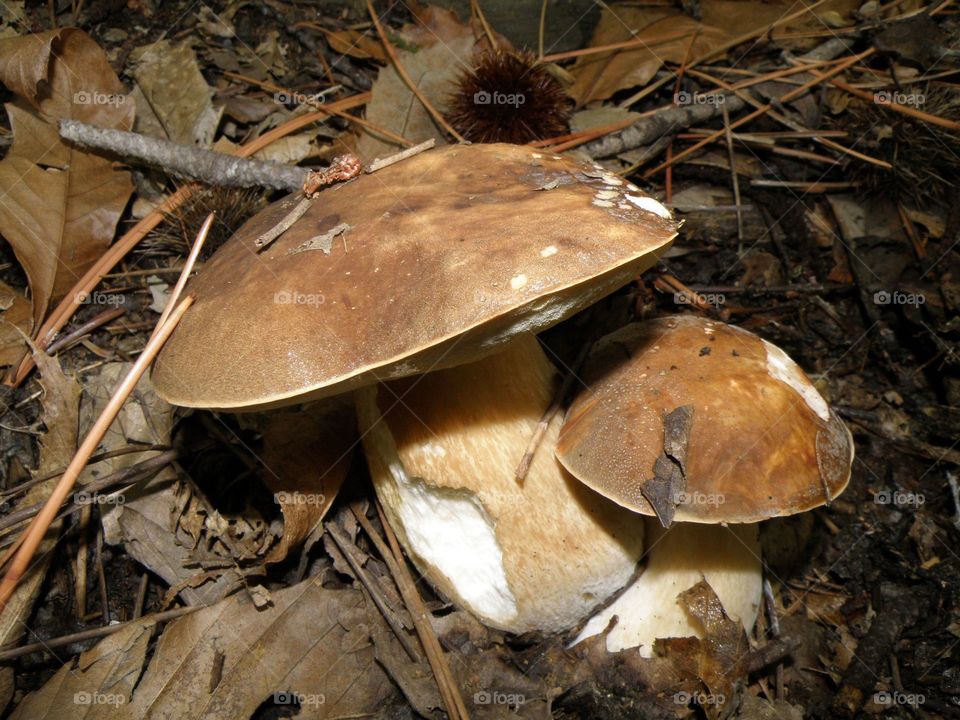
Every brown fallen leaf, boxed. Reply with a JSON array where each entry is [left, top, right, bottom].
[[12, 580, 399, 719], [655, 579, 752, 718], [569, 12, 730, 105], [128, 40, 221, 146], [9, 620, 153, 720], [0, 29, 134, 326], [0, 280, 32, 367], [321, 27, 388, 62], [257, 399, 355, 564], [355, 30, 477, 161]]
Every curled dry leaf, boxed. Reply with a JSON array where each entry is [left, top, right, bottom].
[[11, 581, 398, 719], [0, 29, 134, 326], [655, 579, 752, 717], [256, 399, 354, 564]]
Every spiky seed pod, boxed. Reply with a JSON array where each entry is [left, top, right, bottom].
[[141, 187, 265, 261], [447, 50, 572, 144], [832, 86, 960, 206]]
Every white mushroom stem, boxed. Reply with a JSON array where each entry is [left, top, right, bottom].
[[574, 520, 762, 657], [355, 335, 646, 634]]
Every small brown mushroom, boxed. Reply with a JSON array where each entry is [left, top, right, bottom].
[[557, 315, 854, 654]]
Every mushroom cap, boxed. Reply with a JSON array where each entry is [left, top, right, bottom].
[[152, 143, 676, 411], [556, 315, 853, 523]]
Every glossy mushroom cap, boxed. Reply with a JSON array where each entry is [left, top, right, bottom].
[[152, 143, 676, 411], [556, 315, 853, 524]]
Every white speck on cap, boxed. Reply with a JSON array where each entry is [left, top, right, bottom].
[[596, 189, 619, 200], [541, 245, 558, 257], [592, 199, 615, 208], [762, 339, 830, 420], [531, 153, 543, 159], [626, 194, 671, 219], [511, 274, 528, 290], [627, 183, 640, 191], [602, 174, 623, 186]]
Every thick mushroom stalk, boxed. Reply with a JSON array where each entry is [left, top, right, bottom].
[[356, 336, 645, 634], [574, 521, 762, 657]]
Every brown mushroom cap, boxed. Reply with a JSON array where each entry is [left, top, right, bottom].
[[556, 315, 853, 523], [152, 143, 677, 410]]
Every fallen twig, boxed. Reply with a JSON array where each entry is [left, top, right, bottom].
[[364, 138, 436, 173], [366, 500, 470, 720], [0, 604, 199, 661], [59, 120, 308, 191]]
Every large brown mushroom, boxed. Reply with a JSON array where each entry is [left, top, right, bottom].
[[152, 143, 675, 410], [556, 315, 854, 654], [152, 143, 678, 634]]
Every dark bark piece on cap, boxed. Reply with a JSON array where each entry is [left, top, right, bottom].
[[556, 315, 854, 523], [152, 143, 676, 410]]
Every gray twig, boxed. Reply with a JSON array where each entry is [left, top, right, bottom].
[[59, 120, 308, 191]]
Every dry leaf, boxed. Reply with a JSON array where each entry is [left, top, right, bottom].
[[9, 620, 153, 719], [569, 12, 730, 105], [322, 27, 387, 62], [257, 399, 354, 564], [15, 581, 398, 719], [0, 280, 32, 367], [356, 35, 476, 162], [0, 29, 134, 326], [86, 364, 241, 606], [129, 40, 221, 146]]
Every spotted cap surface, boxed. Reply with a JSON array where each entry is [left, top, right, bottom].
[[556, 315, 853, 523], [153, 143, 677, 410]]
